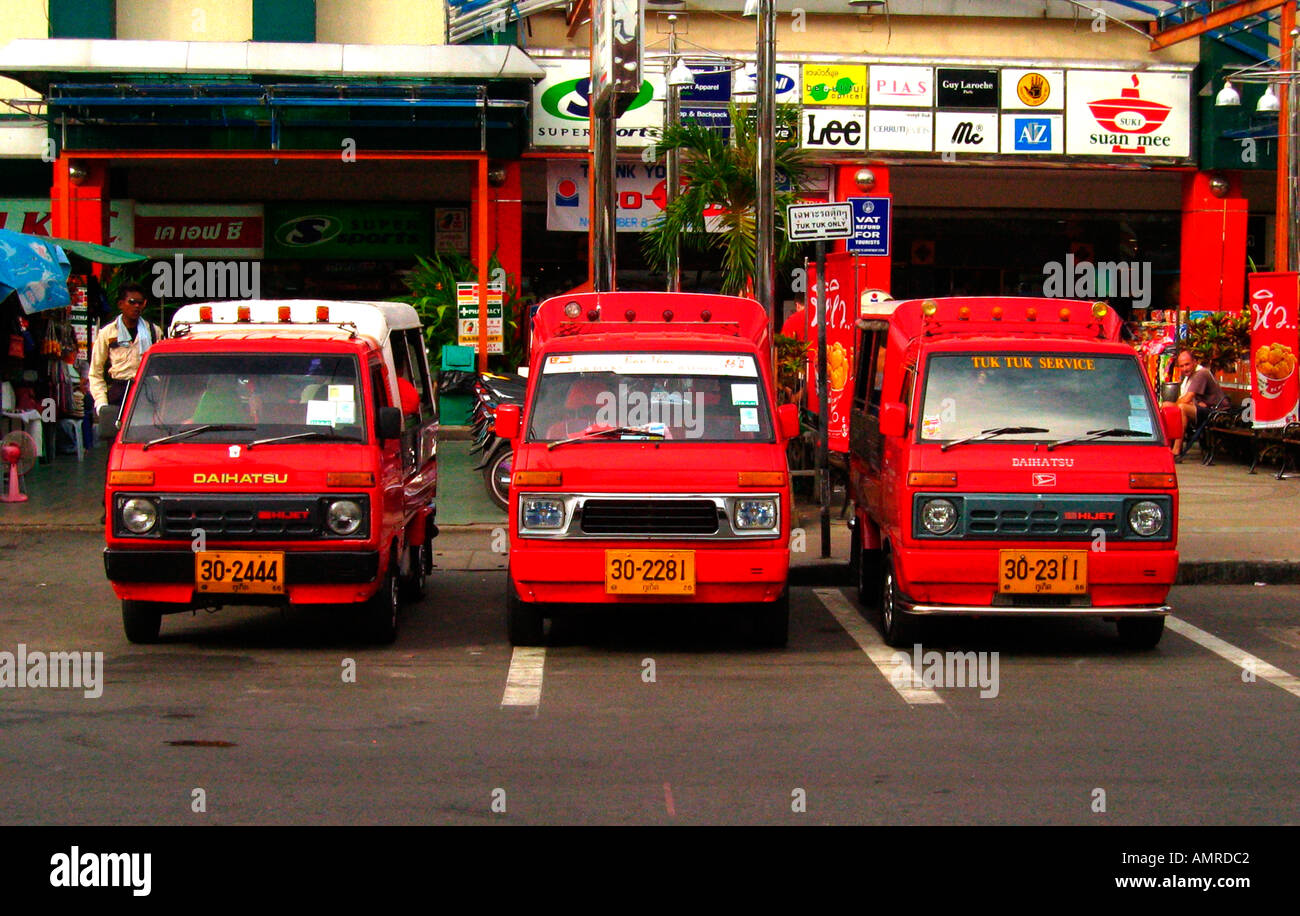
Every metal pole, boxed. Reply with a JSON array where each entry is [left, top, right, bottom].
[[815, 240, 830, 559], [1288, 10, 1299, 272], [755, 0, 776, 318], [666, 22, 681, 292], [592, 114, 618, 292]]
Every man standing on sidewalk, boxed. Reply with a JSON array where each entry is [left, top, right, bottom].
[[89, 284, 162, 437]]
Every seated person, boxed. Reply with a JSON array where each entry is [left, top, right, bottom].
[[1162, 349, 1229, 456]]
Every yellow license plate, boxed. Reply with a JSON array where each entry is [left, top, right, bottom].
[[196, 551, 285, 595], [605, 550, 695, 595], [999, 550, 1087, 595]]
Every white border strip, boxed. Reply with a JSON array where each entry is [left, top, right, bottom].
[[1166, 616, 1300, 700], [815, 588, 945, 706], [501, 647, 546, 708]]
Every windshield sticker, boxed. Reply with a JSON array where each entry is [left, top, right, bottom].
[[970, 356, 1096, 371], [922, 414, 942, 438], [543, 352, 758, 377], [328, 384, 354, 402], [1127, 412, 1153, 434], [739, 407, 760, 432], [1128, 394, 1147, 410], [731, 383, 759, 406], [335, 400, 356, 424], [306, 400, 337, 426]]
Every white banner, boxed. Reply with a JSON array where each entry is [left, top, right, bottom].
[[532, 58, 664, 149]]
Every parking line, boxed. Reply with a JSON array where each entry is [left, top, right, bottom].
[[815, 588, 945, 706], [1166, 616, 1300, 700], [501, 647, 546, 709]]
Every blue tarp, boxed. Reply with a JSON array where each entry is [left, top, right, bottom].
[[0, 228, 72, 314]]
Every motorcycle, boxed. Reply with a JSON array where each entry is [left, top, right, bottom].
[[469, 371, 525, 511]]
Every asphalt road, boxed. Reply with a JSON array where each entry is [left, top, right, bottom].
[[1, 529, 1297, 827]]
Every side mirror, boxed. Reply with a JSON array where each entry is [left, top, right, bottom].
[[495, 403, 521, 440], [376, 406, 402, 441], [879, 401, 907, 438], [1160, 403, 1183, 442], [776, 403, 800, 441]]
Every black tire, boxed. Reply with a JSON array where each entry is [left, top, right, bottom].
[[483, 447, 512, 512], [1116, 616, 1165, 650], [401, 539, 430, 600], [752, 588, 790, 648], [362, 570, 400, 644], [854, 531, 883, 610], [121, 600, 164, 644], [506, 573, 544, 646], [879, 556, 921, 648]]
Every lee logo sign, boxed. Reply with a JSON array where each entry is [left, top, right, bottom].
[[801, 109, 867, 151]]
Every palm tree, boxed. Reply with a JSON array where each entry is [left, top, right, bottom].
[[642, 102, 809, 296]]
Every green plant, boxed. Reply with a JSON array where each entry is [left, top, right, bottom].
[[641, 102, 809, 296], [1184, 309, 1250, 374], [774, 332, 806, 403], [394, 252, 525, 371]]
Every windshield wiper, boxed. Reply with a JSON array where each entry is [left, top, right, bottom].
[[247, 429, 363, 449], [547, 425, 667, 451], [143, 424, 255, 450], [940, 426, 1049, 452], [1047, 427, 1151, 451]]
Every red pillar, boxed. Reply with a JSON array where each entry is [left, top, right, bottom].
[[1180, 171, 1247, 313], [50, 156, 109, 243], [832, 163, 892, 297], [491, 160, 523, 291]]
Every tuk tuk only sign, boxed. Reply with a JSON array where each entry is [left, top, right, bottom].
[[1247, 272, 1300, 428]]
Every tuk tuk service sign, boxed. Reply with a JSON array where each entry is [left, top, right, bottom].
[[1247, 272, 1300, 428]]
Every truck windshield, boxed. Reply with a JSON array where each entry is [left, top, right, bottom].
[[527, 351, 774, 443], [918, 353, 1160, 445], [121, 353, 365, 445]]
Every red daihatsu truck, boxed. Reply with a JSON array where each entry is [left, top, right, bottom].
[[849, 296, 1180, 648], [103, 300, 438, 644], [495, 292, 801, 646]]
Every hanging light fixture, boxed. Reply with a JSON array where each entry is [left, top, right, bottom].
[[667, 59, 696, 89], [1257, 83, 1281, 113], [733, 68, 757, 97], [1215, 80, 1241, 107]]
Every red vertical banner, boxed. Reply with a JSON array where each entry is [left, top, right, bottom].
[[1247, 272, 1300, 428], [806, 253, 857, 452]]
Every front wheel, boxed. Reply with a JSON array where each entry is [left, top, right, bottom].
[[879, 557, 921, 648], [506, 573, 544, 646], [483, 447, 512, 512], [361, 570, 400, 644], [401, 539, 430, 600], [752, 588, 790, 648], [1116, 616, 1165, 650], [121, 600, 164, 644]]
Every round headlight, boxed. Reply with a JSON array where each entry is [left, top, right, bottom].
[[921, 498, 958, 535], [1128, 500, 1164, 537], [327, 499, 364, 536], [121, 497, 157, 534]]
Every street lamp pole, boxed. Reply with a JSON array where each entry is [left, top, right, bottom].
[[755, 0, 776, 320], [666, 19, 683, 292]]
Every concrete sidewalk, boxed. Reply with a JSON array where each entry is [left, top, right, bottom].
[[3, 435, 1298, 585]]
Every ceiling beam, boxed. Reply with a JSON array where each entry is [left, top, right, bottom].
[[1149, 0, 1289, 51]]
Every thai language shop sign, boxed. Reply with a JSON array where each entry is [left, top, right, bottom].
[[1247, 272, 1300, 428]]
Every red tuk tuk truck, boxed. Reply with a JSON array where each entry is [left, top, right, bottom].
[[103, 300, 438, 644], [849, 297, 1180, 649], [494, 292, 801, 647]]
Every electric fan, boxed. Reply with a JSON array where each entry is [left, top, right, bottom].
[[0, 429, 38, 503]]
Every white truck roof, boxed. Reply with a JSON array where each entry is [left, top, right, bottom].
[[170, 300, 422, 344]]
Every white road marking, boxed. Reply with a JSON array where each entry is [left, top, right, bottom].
[[1166, 616, 1300, 700], [815, 588, 945, 706], [501, 647, 546, 708]]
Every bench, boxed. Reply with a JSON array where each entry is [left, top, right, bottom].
[[1266, 421, 1300, 480], [1203, 408, 1299, 477]]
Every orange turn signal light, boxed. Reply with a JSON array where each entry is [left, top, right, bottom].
[[513, 470, 562, 486], [278, 305, 292, 322], [738, 471, 787, 487], [198, 306, 213, 322], [236, 305, 251, 322], [327, 471, 375, 487], [907, 471, 957, 487], [109, 471, 154, 486], [316, 305, 330, 323], [1130, 473, 1176, 488]]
